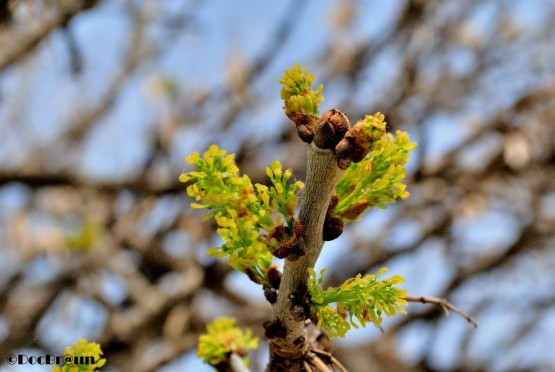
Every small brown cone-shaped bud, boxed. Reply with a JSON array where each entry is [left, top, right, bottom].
[[323, 216, 344, 241], [335, 116, 386, 169], [271, 220, 306, 260], [335, 137, 355, 170], [263, 285, 278, 304], [272, 239, 300, 259], [287, 112, 315, 143], [269, 224, 286, 242], [344, 124, 371, 162], [267, 266, 282, 289], [313, 109, 350, 150], [297, 125, 314, 143]]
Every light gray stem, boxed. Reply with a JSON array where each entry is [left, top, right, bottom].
[[229, 353, 251, 372], [270, 143, 344, 357]]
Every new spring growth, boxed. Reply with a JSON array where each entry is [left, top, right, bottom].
[[181, 64, 416, 348], [314, 112, 416, 240], [279, 63, 324, 142], [52, 339, 106, 372], [307, 268, 408, 338], [335, 112, 388, 170], [180, 145, 304, 285], [332, 129, 417, 223], [279, 65, 416, 239], [197, 317, 259, 367]]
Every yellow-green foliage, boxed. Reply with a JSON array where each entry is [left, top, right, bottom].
[[279, 63, 324, 119], [358, 112, 387, 144], [52, 339, 105, 372], [180, 145, 303, 285], [334, 121, 417, 222], [308, 268, 408, 338], [197, 317, 259, 367]]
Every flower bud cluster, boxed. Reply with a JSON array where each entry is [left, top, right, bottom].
[[180, 145, 304, 285], [332, 129, 417, 222], [52, 339, 106, 372], [279, 63, 324, 143], [307, 268, 408, 338], [196, 317, 259, 367]]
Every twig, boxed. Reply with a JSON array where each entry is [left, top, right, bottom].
[[308, 352, 332, 372], [270, 144, 344, 366], [229, 353, 251, 372], [404, 295, 478, 328], [311, 349, 348, 372]]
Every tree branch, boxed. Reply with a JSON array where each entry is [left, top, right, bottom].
[[0, 0, 97, 72], [229, 353, 251, 372], [269, 144, 344, 370], [404, 295, 478, 328]]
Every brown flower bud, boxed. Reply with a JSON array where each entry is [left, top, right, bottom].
[[323, 216, 344, 241], [335, 134, 367, 169], [267, 266, 282, 289], [313, 109, 350, 150], [292, 219, 305, 237], [271, 220, 306, 260], [269, 224, 286, 242], [335, 117, 385, 169], [272, 239, 303, 260], [263, 285, 278, 304], [287, 112, 315, 143], [263, 319, 287, 339]]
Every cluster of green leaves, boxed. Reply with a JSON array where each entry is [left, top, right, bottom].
[[307, 268, 408, 338], [333, 118, 417, 222], [52, 339, 105, 372], [279, 63, 324, 120], [179, 145, 303, 285], [197, 317, 259, 367]]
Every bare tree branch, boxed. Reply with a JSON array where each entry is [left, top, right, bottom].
[[404, 295, 478, 328]]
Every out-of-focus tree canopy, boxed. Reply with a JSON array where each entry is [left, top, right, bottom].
[[0, 1, 554, 371]]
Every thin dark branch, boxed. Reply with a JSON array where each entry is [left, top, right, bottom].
[[404, 295, 478, 328]]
